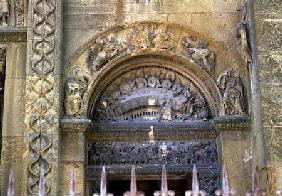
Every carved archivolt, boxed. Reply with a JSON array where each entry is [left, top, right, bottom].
[[65, 22, 244, 118]]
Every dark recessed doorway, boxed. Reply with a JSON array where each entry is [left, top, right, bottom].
[[108, 178, 191, 196]]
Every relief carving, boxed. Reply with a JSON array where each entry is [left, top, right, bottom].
[[87, 34, 127, 72], [217, 69, 245, 116], [0, 0, 9, 26], [15, 0, 24, 27], [25, 0, 57, 194], [94, 68, 209, 122], [182, 36, 216, 73], [65, 76, 88, 116], [84, 24, 214, 75], [88, 141, 218, 167]]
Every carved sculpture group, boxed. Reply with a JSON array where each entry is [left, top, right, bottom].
[[94, 70, 209, 122], [88, 141, 218, 167], [85, 24, 214, 74]]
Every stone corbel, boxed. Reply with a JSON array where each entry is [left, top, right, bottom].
[[60, 117, 92, 132]]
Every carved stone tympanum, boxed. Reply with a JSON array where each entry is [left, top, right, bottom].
[[217, 69, 245, 116], [93, 67, 210, 122]]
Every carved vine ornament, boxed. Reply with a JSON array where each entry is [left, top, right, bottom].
[[65, 23, 246, 119]]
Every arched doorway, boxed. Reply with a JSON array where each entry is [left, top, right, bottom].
[[86, 56, 220, 195], [62, 22, 250, 196]]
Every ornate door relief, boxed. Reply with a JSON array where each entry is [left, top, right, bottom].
[[25, 0, 62, 195]]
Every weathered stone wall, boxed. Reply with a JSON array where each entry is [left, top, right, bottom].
[[254, 0, 282, 194], [63, 0, 246, 62]]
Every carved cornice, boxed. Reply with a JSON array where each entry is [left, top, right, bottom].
[[88, 121, 218, 141], [0, 27, 26, 42], [60, 117, 92, 132], [213, 116, 251, 131]]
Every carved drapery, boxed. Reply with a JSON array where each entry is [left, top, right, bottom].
[[217, 69, 246, 116], [25, 0, 61, 194]]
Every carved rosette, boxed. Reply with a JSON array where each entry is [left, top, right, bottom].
[[25, 0, 58, 194]]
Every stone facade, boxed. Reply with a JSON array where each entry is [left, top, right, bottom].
[[0, 0, 280, 196]]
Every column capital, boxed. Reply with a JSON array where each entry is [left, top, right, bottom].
[[61, 117, 92, 132]]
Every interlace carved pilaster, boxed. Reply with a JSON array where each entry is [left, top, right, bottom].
[[25, 0, 56, 194]]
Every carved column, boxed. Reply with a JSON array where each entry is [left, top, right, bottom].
[[60, 118, 91, 195], [25, 0, 62, 195]]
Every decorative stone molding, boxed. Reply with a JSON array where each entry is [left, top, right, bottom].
[[0, 27, 26, 42], [25, 0, 61, 194], [61, 118, 92, 132], [89, 121, 218, 141], [213, 117, 251, 131], [217, 69, 246, 116]]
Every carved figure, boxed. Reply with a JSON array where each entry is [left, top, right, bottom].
[[128, 25, 149, 50], [0, 0, 9, 26], [86, 34, 127, 72], [182, 37, 215, 72], [152, 25, 175, 51], [236, 22, 252, 64], [65, 76, 88, 116], [160, 100, 173, 121], [217, 69, 245, 115], [147, 76, 161, 88]]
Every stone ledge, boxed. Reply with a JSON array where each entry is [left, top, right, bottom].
[[0, 27, 27, 42], [213, 116, 251, 131], [60, 117, 92, 132]]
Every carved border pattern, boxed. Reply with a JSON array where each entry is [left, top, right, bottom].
[[25, 0, 56, 194]]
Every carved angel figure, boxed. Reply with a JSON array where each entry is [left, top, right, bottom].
[[182, 37, 215, 72], [217, 69, 245, 115], [0, 0, 9, 26], [86, 34, 127, 72], [65, 76, 88, 116]]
